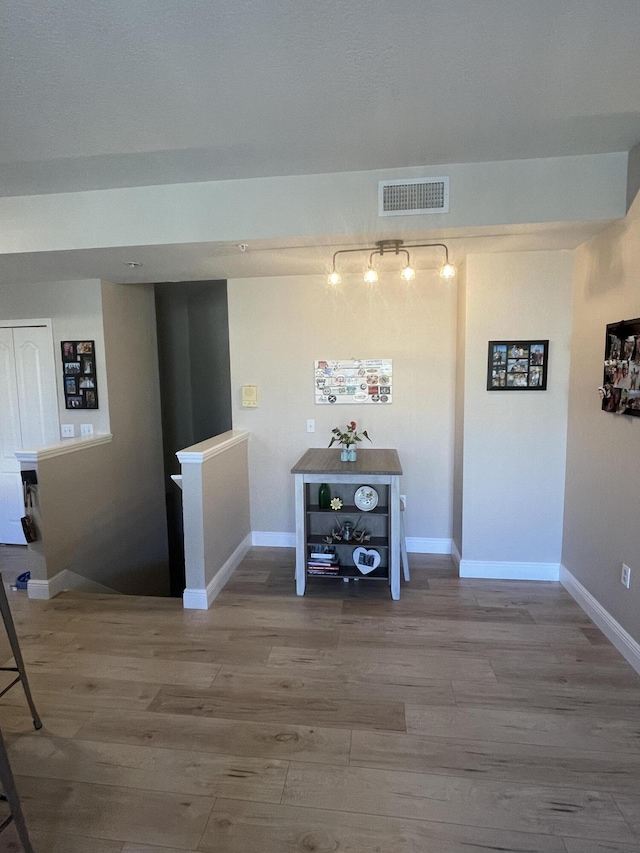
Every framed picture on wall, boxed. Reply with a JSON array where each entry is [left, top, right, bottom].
[[487, 340, 549, 391], [601, 318, 640, 416], [61, 341, 99, 408]]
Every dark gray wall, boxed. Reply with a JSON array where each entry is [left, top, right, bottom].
[[154, 280, 232, 595], [155, 280, 232, 474]]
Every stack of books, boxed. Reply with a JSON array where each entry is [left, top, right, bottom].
[[307, 547, 340, 576]]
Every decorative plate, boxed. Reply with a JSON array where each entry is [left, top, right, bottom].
[[354, 485, 378, 512], [352, 546, 381, 574]]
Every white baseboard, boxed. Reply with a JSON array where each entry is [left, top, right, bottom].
[[27, 569, 117, 600], [252, 531, 296, 548], [27, 576, 64, 600], [459, 560, 560, 581], [183, 532, 252, 610], [451, 541, 461, 569], [560, 565, 640, 675], [405, 537, 452, 555]]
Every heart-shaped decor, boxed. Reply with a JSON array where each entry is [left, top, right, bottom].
[[352, 546, 381, 575]]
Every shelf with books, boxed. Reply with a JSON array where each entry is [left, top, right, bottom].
[[307, 565, 388, 581]]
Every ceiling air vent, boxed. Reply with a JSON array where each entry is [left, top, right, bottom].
[[378, 177, 449, 217]]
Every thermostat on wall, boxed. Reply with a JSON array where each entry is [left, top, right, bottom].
[[242, 385, 258, 408]]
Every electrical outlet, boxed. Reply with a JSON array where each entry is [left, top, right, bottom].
[[80, 423, 94, 437], [621, 564, 631, 589], [61, 424, 75, 438], [307, 419, 315, 433]]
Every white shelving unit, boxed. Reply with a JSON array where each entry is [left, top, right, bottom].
[[291, 448, 403, 599]]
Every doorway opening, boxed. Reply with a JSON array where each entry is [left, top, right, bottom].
[[154, 281, 233, 596]]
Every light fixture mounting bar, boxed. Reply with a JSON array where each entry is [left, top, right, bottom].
[[402, 241, 451, 264], [375, 239, 404, 255]]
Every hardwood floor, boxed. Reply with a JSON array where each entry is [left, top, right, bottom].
[[0, 549, 639, 852]]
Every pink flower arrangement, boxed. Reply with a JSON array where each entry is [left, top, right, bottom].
[[328, 421, 371, 448]]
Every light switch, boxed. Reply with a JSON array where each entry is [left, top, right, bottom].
[[242, 385, 258, 408], [61, 424, 75, 438], [80, 424, 94, 437]]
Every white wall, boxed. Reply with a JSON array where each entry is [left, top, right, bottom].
[[228, 273, 457, 545], [180, 432, 251, 608], [0, 279, 110, 435], [460, 251, 573, 575], [20, 281, 169, 595], [98, 281, 168, 593], [0, 154, 627, 256], [562, 194, 640, 643], [452, 261, 467, 556]]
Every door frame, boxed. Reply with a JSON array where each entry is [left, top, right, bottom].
[[0, 318, 54, 330]]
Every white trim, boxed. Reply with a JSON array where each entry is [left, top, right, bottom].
[[182, 588, 209, 609], [560, 565, 640, 675], [176, 430, 249, 464], [459, 560, 560, 581], [252, 531, 296, 548], [0, 319, 52, 329], [27, 569, 117, 599], [170, 474, 183, 490], [183, 532, 252, 610], [26, 575, 66, 600], [451, 540, 461, 569], [406, 537, 452, 555], [16, 433, 112, 463]]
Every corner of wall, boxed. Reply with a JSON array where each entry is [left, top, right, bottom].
[[627, 140, 640, 212]]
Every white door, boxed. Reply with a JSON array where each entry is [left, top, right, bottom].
[[12, 326, 59, 449], [0, 328, 25, 544], [0, 324, 59, 544]]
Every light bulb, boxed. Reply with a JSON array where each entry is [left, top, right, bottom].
[[328, 270, 341, 286], [400, 264, 416, 281], [439, 262, 456, 279], [363, 267, 378, 284]]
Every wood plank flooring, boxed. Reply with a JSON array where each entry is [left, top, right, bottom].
[[0, 548, 639, 852]]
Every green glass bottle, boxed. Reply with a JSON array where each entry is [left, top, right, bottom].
[[318, 483, 331, 509]]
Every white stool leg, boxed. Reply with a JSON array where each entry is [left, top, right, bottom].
[[400, 499, 410, 582]]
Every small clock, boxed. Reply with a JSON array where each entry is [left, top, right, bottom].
[[354, 485, 379, 512]]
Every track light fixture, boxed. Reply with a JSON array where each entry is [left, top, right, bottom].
[[363, 265, 379, 284], [327, 239, 455, 286]]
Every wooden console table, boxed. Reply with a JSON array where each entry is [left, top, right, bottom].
[[291, 448, 403, 599]]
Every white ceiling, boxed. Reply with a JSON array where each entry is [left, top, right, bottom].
[[1, 1, 638, 282], [2, 0, 640, 197]]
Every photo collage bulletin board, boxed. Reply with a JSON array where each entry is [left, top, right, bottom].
[[601, 318, 640, 417], [61, 341, 99, 409], [315, 359, 393, 405], [487, 340, 548, 390]]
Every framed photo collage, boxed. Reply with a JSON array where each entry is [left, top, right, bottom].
[[601, 318, 640, 417], [487, 340, 548, 391], [61, 340, 99, 409]]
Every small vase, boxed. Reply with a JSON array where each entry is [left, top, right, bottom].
[[348, 448, 357, 462], [318, 483, 331, 509], [340, 448, 349, 462]]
